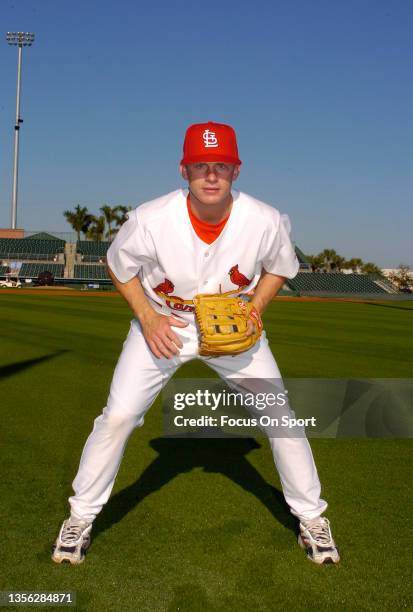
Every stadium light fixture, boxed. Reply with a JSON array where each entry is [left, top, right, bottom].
[[6, 31, 35, 229], [6, 32, 35, 46]]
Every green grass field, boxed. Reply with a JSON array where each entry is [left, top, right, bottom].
[[0, 293, 412, 611]]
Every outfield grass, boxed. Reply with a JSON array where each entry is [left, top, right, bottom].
[[0, 294, 412, 611]]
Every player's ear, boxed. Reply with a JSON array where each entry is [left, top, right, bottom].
[[232, 165, 241, 181], [180, 164, 189, 180]]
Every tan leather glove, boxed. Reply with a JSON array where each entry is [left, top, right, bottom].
[[193, 294, 263, 357]]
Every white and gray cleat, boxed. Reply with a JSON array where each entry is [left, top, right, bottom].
[[51, 517, 92, 565], [298, 517, 340, 565]]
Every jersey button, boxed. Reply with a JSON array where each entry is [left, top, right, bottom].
[[204, 252, 209, 258]]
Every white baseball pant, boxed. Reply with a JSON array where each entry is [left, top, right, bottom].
[[69, 319, 327, 523]]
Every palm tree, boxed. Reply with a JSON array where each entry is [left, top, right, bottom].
[[100, 205, 119, 241], [114, 205, 133, 226], [307, 254, 323, 272], [333, 255, 346, 272], [63, 205, 94, 242], [86, 215, 105, 242], [108, 205, 133, 239], [318, 249, 339, 272], [362, 262, 383, 276], [345, 258, 364, 273]]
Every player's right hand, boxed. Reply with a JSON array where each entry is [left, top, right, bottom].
[[140, 312, 188, 359]]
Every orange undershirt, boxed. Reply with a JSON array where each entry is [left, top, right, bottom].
[[186, 195, 230, 244]]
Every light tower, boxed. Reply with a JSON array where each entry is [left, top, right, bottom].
[[6, 31, 35, 229]]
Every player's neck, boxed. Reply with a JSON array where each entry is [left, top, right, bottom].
[[188, 192, 233, 224]]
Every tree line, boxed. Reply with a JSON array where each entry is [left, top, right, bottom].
[[306, 249, 412, 291], [306, 249, 382, 275], [63, 204, 132, 242]]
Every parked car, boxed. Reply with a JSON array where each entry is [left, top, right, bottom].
[[0, 278, 22, 288]]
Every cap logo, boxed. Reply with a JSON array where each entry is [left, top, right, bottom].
[[202, 129, 218, 148]]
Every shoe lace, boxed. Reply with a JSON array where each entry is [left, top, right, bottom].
[[304, 518, 332, 545], [61, 519, 88, 544]]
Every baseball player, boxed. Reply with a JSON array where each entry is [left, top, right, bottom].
[[52, 122, 339, 565]]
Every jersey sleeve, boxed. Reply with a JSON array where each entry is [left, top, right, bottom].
[[262, 212, 300, 279], [106, 210, 156, 283]]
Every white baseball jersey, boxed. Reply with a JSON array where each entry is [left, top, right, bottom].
[[107, 189, 299, 319]]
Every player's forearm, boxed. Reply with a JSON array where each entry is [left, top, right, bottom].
[[250, 270, 286, 314], [107, 265, 156, 324]]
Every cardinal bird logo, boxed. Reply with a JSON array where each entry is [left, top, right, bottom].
[[153, 278, 175, 295], [229, 265, 251, 288], [152, 278, 195, 312]]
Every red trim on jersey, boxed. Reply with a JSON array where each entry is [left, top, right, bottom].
[[186, 195, 230, 245]]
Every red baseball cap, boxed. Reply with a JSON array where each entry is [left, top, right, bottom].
[[181, 121, 242, 165]]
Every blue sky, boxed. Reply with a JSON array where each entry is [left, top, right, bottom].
[[0, 0, 412, 267]]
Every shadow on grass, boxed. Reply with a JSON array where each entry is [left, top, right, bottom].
[[0, 350, 69, 380], [94, 437, 296, 539], [363, 301, 413, 312]]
